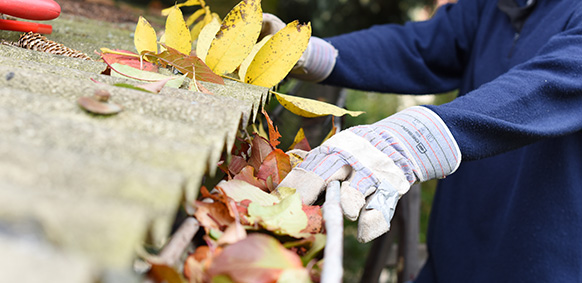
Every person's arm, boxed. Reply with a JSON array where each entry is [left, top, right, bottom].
[[429, 11, 582, 160], [324, 0, 483, 94]]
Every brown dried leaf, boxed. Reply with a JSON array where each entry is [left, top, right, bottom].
[[233, 165, 268, 192], [194, 200, 234, 232], [257, 149, 291, 189], [261, 108, 281, 148], [148, 263, 186, 283], [247, 135, 274, 171], [227, 155, 248, 176], [145, 45, 224, 85], [77, 96, 122, 115]]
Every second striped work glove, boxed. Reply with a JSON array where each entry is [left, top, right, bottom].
[[278, 106, 462, 242], [261, 13, 338, 82]]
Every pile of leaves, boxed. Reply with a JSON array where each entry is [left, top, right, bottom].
[[98, 0, 310, 93], [97, 0, 363, 117], [179, 109, 331, 283]]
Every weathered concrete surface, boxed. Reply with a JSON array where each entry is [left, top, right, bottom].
[[0, 10, 269, 282], [0, 14, 137, 60], [0, 234, 97, 283]]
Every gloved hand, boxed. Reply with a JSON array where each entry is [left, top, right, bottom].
[[260, 13, 338, 82], [278, 106, 462, 242]]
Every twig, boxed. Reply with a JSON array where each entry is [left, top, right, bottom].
[[322, 180, 343, 283], [158, 217, 200, 267]]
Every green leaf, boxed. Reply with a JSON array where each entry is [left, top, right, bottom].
[[301, 234, 326, 265], [211, 275, 235, 283], [277, 269, 312, 283], [217, 179, 280, 206], [247, 190, 308, 237], [113, 83, 152, 93]]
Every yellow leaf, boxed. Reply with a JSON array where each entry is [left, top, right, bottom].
[[161, 0, 201, 16], [100, 48, 140, 58], [165, 5, 192, 55], [289, 128, 306, 149], [252, 119, 268, 141], [205, 0, 263, 75], [134, 16, 158, 55], [238, 34, 271, 80], [189, 7, 213, 42], [322, 117, 337, 142], [158, 33, 166, 53], [272, 91, 365, 118], [245, 21, 311, 88], [196, 14, 221, 62], [185, 7, 206, 27]]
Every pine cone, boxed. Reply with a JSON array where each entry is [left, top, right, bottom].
[[12, 32, 93, 60]]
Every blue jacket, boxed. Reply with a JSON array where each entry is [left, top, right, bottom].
[[324, 0, 582, 281]]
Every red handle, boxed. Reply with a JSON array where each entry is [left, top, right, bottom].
[[0, 19, 52, 34], [0, 0, 61, 21]]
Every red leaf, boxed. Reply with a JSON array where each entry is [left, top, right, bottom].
[[136, 77, 172, 93], [261, 108, 282, 148], [228, 155, 248, 176], [196, 80, 214, 95], [233, 165, 269, 192], [300, 205, 323, 234], [236, 199, 252, 221], [100, 50, 158, 72], [207, 234, 303, 283], [146, 45, 224, 85], [248, 135, 274, 171], [289, 128, 311, 151], [231, 137, 251, 157], [293, 137, 311, 151], [257, 149, 291, 189]]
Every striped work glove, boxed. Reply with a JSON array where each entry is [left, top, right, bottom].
[[261, 13, 338, 82], [278, 106, 461, 242]]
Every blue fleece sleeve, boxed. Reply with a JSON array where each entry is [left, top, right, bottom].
[[323, 0, 482, 94], [427, 12, 582, 160]]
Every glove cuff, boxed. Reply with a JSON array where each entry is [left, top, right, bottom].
[[373, 106, 461, 181], [290, 37, 338, 82]]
